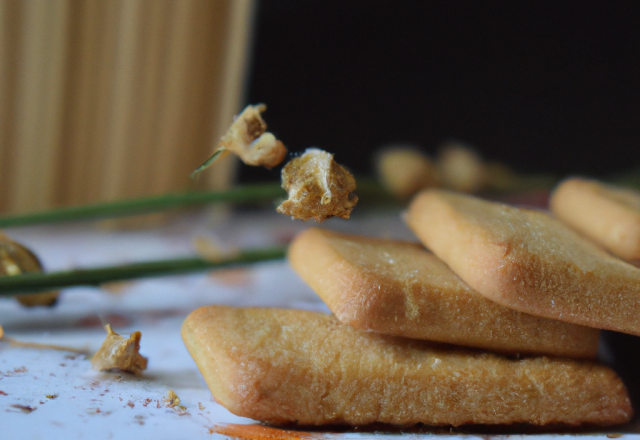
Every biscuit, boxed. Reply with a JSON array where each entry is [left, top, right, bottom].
[[551, 177, 640, 260], [181, 306, 632, 427], [406, 189, 640, 335], [289, 228, 599, 358]]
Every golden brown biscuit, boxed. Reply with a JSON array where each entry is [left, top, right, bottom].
[[181, 306, 632, 427], [551, 177, 640, 260], [289, 228, 599, 358], [407, 189, 640, 335]]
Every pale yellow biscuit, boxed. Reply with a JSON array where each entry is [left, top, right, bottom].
[[551, 177, 640, 260], [181, 306, 632, 427], [407, 189, 640, 335], [289, 228, 599, 358]]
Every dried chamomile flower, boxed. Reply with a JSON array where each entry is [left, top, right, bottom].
[[165, 390, 182, 408], [192, 104, 287, 177], [375, 146, 440, 199], [277, 148, 358, 222], [0, 233, 59, 307], [91, 324, 148, 375], [437, 141, 487, 193]]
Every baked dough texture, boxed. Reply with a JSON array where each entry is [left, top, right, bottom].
[[407, 189, 640, 335], [289, 228, 599, 358], [181, 306, 632, 427], [551, 177, 640, 260]]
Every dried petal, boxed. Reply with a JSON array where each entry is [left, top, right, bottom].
[[277, 148, 358, 222], [90, 324, 148, 375], [0, 234, 59, 307]]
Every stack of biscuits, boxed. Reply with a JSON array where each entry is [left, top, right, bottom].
[[182, 177, 640, 428]]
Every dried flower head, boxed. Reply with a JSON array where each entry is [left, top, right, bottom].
[[375, 146, 440, 198], [437, 142, 487, 193], [165, 390, 181, 408], [0, 233, 59, 307], [90, 324, 148, 375], [192, 104, 287, 177], [277, 148, 358, 222]]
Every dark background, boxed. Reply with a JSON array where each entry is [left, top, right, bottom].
[[243, 0, 640, 182]]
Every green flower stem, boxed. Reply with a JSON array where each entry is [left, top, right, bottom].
[[0, 183, 286, 228], [0, 246, 287, 296]]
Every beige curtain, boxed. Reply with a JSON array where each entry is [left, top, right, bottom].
[[0, 0, 255, 214]]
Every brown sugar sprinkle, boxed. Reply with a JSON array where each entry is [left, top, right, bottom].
[[277, 148, 358, 222], [10, 404, 36, 413]]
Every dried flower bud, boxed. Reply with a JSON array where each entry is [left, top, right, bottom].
[[193, 105, 287, 177], [375, 146, 440, 198], [165, 390, 181, 408], [437, 142, 487, 193], [0, 234, 59, 307], [90, 324, 148, 375], [277, 148, 358, 222]]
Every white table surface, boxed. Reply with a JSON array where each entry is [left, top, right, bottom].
[[0, 207, 637, 439]]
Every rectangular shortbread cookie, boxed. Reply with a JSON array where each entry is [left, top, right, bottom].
[[181, 306, 632, 427], [289, 228, 599, 358], [407, 189, 640, 335], [551, 178, 640, 260]]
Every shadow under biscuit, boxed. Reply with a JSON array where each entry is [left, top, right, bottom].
[[600, 330, 640, 429]]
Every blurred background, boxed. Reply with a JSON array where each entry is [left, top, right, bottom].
[[1, 0, 640, 212], [245, 1, 640, 183], [0, 0, 254, 214]]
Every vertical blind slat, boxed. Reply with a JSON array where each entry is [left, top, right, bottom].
[[0, 0, 254, 215]]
